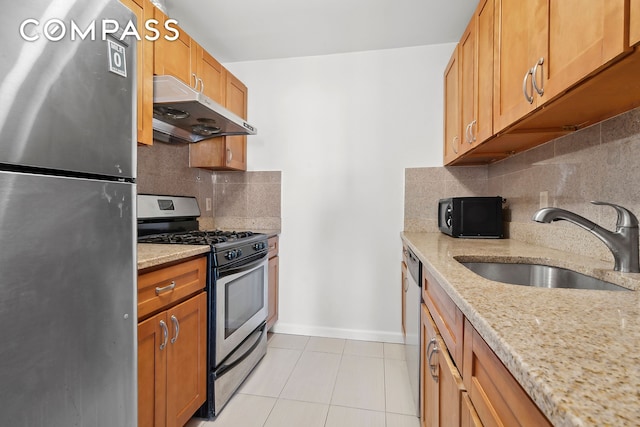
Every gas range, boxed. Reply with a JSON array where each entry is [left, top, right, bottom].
[[138, 229, 268, 268], [137, 195, 268, 268], [137, 194, 270, 418]]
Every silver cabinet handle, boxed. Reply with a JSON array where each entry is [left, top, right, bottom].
[[469, 120, 477, 143], [226, 148, 233, 164], [427, 337, 439, 382], [198, 78, 205, 94], [155, 280, 176, 295], [403, 276, 409, 292], [465, 122, 472, 144], [531, 57, 544, 96], [192, 73, 199, 91], [522, 68, 534, 104], [170, 315, 179, 344], [451, 136, 459, 154], [159, 320, 168, 351]]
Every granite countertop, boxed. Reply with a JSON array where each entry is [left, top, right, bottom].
[[401, 232, 640, 427], [137, 244, 210, 271]]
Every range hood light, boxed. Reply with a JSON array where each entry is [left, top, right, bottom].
[[153, 106, 190, 120], [197, 117, 218, 125], [192, 124, 221, 136]]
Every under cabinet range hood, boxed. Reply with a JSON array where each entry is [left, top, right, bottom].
[[152, 75, 257, 143]]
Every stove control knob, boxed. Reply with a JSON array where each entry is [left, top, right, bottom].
[[225, 250, 236, 260], [237, 249, 243, 257]]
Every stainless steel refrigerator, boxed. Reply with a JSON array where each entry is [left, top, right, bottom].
[[0, 1, 137, 425]]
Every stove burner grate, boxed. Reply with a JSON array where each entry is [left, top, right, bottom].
[[138, 230, 256, 246]]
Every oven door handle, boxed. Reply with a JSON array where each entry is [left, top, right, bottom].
[[214, 323, 266, 379], [218, 254, 268, 278]]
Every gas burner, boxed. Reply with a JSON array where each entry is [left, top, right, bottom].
[[137, 229, 258, 247]]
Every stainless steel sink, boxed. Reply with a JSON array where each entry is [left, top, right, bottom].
[[459, 261, 631, 291]]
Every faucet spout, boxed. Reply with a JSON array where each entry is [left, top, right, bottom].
[[532, 201, 640, 273]]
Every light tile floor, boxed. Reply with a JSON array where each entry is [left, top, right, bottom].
[[187, 333, 420, 427]]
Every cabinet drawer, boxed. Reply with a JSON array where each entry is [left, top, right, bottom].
[[463, 319, 551, 427], [422, 266, 464, 369], [268, 236, 279, 258], [138, 256, 207, 320]]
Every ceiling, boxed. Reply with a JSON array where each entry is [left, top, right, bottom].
[[164, 0, 477, 63]]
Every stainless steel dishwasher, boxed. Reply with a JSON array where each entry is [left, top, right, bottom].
[[404, 246, 421, 417]]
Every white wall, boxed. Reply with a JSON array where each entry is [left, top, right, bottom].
[[226, 44, 455, 342]]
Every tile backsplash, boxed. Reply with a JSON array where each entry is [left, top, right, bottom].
[[137, 142, 281, 231], [405, 106, 640, 263]]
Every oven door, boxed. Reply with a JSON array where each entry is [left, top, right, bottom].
[[215, 256, 268, 365]]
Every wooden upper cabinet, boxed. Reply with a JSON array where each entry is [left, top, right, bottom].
[[458, 0, 494, 158], [119, 0, 154, 145], [632, 0, 640, 46], [494, 0, 630, 133], [443, 46, 461, 165], [474, 0, 494, 144], [493, 0, 546, 133], [195, 45, 227, 105], [224, 71, 248, 170], [154, 10, 195, 87], [459, 16, 476, 156], [189, 70, 248, 171], [541, 0, 630, 105]]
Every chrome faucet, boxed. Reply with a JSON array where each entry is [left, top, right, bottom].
[[532, 201, 640, 273]]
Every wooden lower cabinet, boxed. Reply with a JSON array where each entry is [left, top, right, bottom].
[[462, 319, 551, 427], [418, 263, 553, 427], [266, 236, 279, 330], [421, 303, 464, 427], [461, 392, 483, 427], [138, 291, 207, 427], [401, 259, 407, 337]]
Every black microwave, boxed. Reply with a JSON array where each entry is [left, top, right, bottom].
[[438, 197, 504, 238]]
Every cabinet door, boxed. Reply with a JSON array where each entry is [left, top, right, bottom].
[[459, 17, 476, 156], [224, 71, 248, 170], [474, 0, 494, 144], [138, 312, 168, 427], [401, 260, 407, 338], [421, 304, 464, 427], [461, 392, 483, 427], [166, 293, 208, 427], [154, 10, 195, 87], [493, 0, 546, 133], [633, 0, 640, 46], [463, 320, 551, 427], [443, 47, 461, 165], [541, 0, 629, 104], [421, 304, 438, 427], [195, 44, 227, 105], [119, 0, 154, 145], [189, 70, 249, 171], [267, 255, 279, 330]]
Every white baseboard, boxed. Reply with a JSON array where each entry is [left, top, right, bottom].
[[271, 322, 404, 344]]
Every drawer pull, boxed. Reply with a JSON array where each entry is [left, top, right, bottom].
[[155, 281, 176, 295]]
